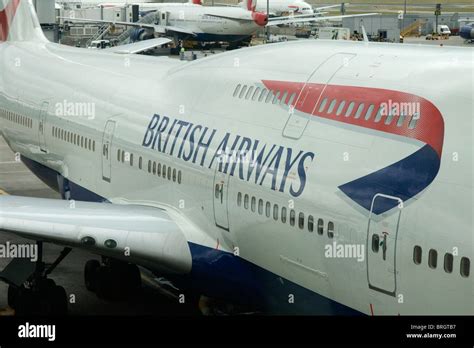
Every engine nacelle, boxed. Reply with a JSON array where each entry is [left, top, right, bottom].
[[460, 25, 474, 40]]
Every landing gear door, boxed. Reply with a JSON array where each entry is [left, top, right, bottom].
[[101, 120, 116, 183], [366, 194, 402, 297], [213, 165, 230, 231], [283, 53, 356, 139], [38, 101, 49, 152]]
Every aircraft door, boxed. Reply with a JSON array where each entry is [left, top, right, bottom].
[[366, 194, 402, 297], [213, 166, 230, 231], [283, 53, 356, 139], [101, 120, 116, 183], [38, 101, 49, 152], [158, 11, 170, 25]]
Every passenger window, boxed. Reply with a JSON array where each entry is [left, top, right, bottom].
[[365, 104, 375, 120], [281, 207, 287, 223], [396, 113, 406, 127], [244, 194, 249, 209], [245, 86, 254, 99], [408, 113, 419, 129], [460, 257, 470, 278], [298, 212, 304, 229], [167, 167, 171, 180], [258, 199, 263, 215], [251, 196, 256, 212], [152, 161, 156, 174], [372, 234, 380, 252], [428, 249, 438, 269], [252, 87, 260, 101], [139, 157, 142, 170], [162, 165, 166, 178], [117, 149, 121, 161], [385, 107, 395, 125], [308, 215, 314, 232], [273, 204, 279, 221], [172, 168, 177, 182], [289, 210, 295, 226], [444, 253, 453, 273], [318, 98, 328, 113], [92, 140, 95, 152], [130, 153, 133, 166], [272, 91, 281, 104], [317, 218, 324, 235], [355, 103, 365, 119], [413, 245, 422, 265], [237, 192, 242, 207], [265, 201, 271, 217], [157, 163, 161, 175], [280, 91, 288, 105], [265, 90, 274, 103], [374, 106, 384, 122], [327, 99, 337, 114], [121, 150, 125, 163], [328, 221, 334, 238], [336, 101, 346, 116], [258, 89, 268, 102], [214, 184, 220, 199], [148, 160, 151, 173], [287, 92, 296, 106], [177, 171, 182, 184], [233, 84, 241, 97]]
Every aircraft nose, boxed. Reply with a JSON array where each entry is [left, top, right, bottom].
[[252, 12, 268, 27]]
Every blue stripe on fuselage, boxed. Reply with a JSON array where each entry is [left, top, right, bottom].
[[339, 144, 440, 214]]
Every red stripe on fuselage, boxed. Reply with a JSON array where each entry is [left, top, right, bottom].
[[0, 0, 21, 42], [262, 80, 444, 157]]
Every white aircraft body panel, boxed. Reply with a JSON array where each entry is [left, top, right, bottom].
[[0, 0, 473, 315]]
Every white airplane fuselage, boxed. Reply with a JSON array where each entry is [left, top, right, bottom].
[[0, 38, 473, 315], [250, 0, 314, 16], [152, 5, 264, 41]]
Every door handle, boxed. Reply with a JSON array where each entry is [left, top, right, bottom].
[[382, 233, 387, 261]]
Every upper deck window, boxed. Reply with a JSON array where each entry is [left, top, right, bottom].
[[233, 84, 241, 97]]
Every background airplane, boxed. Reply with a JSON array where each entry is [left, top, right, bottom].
[[61, 0, 375, 45]]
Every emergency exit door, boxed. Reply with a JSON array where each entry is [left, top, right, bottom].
[[213, 167, 230, 231], [101, 120, 116, 183], [283, 53, 356, 139], [366, 194, 402, 297]]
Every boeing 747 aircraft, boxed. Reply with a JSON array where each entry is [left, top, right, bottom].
[[0, 0, 472, 315]]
